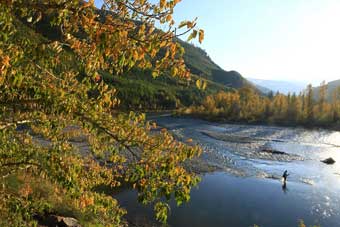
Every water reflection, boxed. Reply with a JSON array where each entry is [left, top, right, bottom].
[[282, 181, 288, 194], [116, 173, 340, 227], [141, 116, 340, 226]]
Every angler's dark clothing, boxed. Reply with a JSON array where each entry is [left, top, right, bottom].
[[282, 170, 289, 182]]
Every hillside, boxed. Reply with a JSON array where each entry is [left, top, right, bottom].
[[179, 41, 251, 89], [313, 79, 340, 101], [248, 81, 272, 94], [26, 8, 253, 110], [248, 78, 307, 95]]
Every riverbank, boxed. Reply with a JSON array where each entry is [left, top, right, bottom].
[[174, 110, 340, 132]]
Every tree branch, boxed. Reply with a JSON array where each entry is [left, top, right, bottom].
[[0, 161, 40, 168], [0, 120, 32, 130], [77, 113, 140, 161]]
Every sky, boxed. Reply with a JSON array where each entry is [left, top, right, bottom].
[[94, 0, 340, 85]]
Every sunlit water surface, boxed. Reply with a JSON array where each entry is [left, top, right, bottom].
[[116, 115, 340, 227]]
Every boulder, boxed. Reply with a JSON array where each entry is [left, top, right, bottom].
[[38, 215, 81, 227], [59, 217, 81, 227], [321, 157, 336, 165]]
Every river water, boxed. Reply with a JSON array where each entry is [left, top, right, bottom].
[[116, 115, 340, 227]]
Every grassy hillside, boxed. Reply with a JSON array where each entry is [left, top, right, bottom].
[[24, 10, 252, 110], [179, 40, 252, 89]]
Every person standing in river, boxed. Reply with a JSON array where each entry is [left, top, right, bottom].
[[282, 170, 289, 184]]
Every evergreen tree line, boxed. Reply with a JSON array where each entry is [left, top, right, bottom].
[[182, 82, 340, 128]]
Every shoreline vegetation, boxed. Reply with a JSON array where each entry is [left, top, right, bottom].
[[176, 83, 340, 131], [174, 111, 340, 132], [0, 0, 333, 227]]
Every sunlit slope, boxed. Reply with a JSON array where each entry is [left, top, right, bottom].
[[21, 10, 254, 109]]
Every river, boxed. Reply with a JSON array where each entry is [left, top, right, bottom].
[[116, 115, 340, 227]]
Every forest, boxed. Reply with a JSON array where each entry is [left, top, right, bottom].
[[180, 82, 340, 128], [0, 0, 336, 227]]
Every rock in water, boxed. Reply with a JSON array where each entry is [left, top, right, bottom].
[[321, 157, 336, 165]]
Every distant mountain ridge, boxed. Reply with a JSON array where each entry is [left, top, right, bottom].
[[179, 40, 252, 89], [313, 79, 340, 101], [248, 78, 307, 95]]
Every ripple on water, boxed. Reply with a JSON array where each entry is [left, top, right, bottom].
[[139, 116, 340, 226]]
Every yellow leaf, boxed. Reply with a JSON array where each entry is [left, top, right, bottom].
[[152, 71, 158, 78], [199, 29, 204, 44], [202, 80, 207, 90], [171, 67, 178, 77], [151, 49, 157, 57], [187, 30, 197, 42], [81, 0, 94, 9], [132, 50, 139, 60], [160, 0, 166, 8], [178, 21, 188, 29], [196, 79, 202, 89], [166, 14, 172, 22]]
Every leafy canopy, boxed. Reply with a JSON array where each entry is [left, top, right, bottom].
[[0, 0, 203, 225]]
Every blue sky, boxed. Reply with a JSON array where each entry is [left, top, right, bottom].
[[95, 0, 340, 85]]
